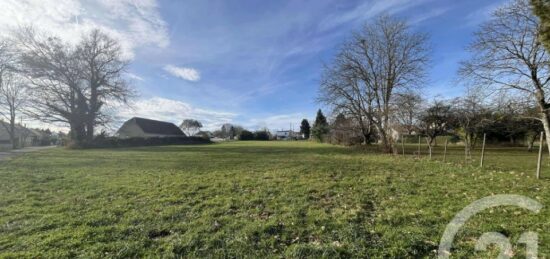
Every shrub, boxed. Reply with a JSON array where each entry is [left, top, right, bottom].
[[254, 131, 270, 141], [239, 130, 255, 141]]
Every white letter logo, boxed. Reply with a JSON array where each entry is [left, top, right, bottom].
[[438, 195, 542, 258]]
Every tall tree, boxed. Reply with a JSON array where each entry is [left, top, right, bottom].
[[0, 40, 24, 149], [77, 29, 133, 141], [319, 60, 375, 144], [179, 119, 203, 136], [531, 0, 550, 51], [312, 109, 329, 142], [17, 28, 88, 142], [300, 119, 311, 139], [0, 73, 27, 149], [16, 28, 134, 145], [460, 0, 550, 154], [320, 15, 430, 152]]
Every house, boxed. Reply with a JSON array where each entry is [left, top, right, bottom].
[[117, 117, 185, 139], [0, 121, 45, 149]]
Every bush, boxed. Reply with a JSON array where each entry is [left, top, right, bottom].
[[254, 131, 270, 141], [238, 130, 255, 141], [70, 136, 211, 149]]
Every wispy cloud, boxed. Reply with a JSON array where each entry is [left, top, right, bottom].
[[163, 65, 200, 82], [126, 72, 144, 81], [410, 7, 451, 25], [317, 0, 433, 31], [0, 0, 169, 58], [463, 1, 507, 27]]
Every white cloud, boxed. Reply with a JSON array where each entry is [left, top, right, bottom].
[[163, 65, 201, 82], [0, 0, 169, 59], [116, 97, 236, 131]]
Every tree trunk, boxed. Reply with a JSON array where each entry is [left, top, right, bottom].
[[70, 122, 86, 145], [9, 116, 16, 149], [527, 133, 538, 152], [427, 136, 435, 147], [379, 130, 392, 153], [540, 112, 550, 156], [86, 122, 94, 142]]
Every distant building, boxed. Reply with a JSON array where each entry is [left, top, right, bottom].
[[117, 117, 185, 138], [0, 121, 46, 149], [275, 130, 300, 140]]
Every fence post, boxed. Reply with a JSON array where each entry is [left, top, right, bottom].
[[443, 139, 448, 163], [417, 135, 421, 159], [537, 131, 544, 179], [480, 133, 486, 168], [425, 137, 432, 160], [401, 135, 405, 156]]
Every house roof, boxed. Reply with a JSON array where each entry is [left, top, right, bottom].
[[0, 121, 43, 140], [124, 117, 185, 136]]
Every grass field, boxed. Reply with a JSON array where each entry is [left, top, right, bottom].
[[0, 141, 549, 258]]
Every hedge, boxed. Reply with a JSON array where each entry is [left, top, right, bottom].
[[71, 136, 211, 149]]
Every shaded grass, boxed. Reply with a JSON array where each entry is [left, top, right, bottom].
[[0, 141, 549, 258]]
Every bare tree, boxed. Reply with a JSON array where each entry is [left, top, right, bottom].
[[319, 15, 430, 152], [393, 91, 423, 135], [77, 29, 133, 142], [418, 100, 454, 147], [460, 0, 550, 154], [179, 119, 203, 136], [0, 40, 17, 84], [0, 73, 27, 149], [453, 93, 492, 160], [16, 28, 87, 142], [318, 60, 375, 144], [16, 28, 134, 145], [0, 39, 28, 149]]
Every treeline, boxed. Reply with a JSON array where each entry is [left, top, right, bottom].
[[320, 94, 542, 152], [318, 0, 550, 155]]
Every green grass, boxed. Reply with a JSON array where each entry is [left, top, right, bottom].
[[399, 142, 550, 174], [0, 141, 549, 258]]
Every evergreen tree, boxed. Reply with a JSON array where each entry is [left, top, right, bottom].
[[312, 109, 329, 142], [300, 119, 311, 139], [531, 0, 550, 51]]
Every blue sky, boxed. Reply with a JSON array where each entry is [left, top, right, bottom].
[[1, 0, 507, 131]]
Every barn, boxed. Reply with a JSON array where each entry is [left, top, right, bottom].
[[116, 117, 185, 139]]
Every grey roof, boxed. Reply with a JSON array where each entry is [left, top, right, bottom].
[[122, 117, 185, 136]]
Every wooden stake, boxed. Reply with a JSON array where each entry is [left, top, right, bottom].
[[417, 135, 421, 159], [401, 135, 405, 156], [443, 139, 448, 163], [425, 137, 432, 160], [537, 131, 544, 179], [479, 133, 486, 167]]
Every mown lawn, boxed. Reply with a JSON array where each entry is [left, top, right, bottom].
[[0, 141, 548, 258]]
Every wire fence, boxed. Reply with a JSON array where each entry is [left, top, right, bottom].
[[396, 133, 548, 179]]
